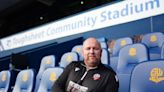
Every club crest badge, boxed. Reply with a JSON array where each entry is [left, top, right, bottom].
[[93, 73, 101, 80]]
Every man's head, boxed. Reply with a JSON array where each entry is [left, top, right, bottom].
[[82, 37, 102, 68]]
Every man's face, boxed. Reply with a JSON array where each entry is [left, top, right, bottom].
[[82, 38, 102, 67]]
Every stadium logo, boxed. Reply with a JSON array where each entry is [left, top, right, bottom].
[[120, 40, 126, 46], [149, 68, 164, 83], [67, 55, 73, 62], [150, 35, 157, 42], [129, 48, 136, 56], [50, 72, 56, 81], [2, 73, 6, 82], [23, 73, 28, 82]]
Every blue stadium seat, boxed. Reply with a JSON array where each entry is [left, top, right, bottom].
[[34, 55, 55, 92], [130, 60, 164, 92], [101, 48, 110, 65], [141, 32, 164, 60], [117, 43, 148, 73], [110, 37, 133, 71], [161, 44, 164, 59], [12, 69, 34, 92], [59, 52, 79, 68], [97, 37, 106, 42], [0, 70, 11, 92], [100, 42, 108, 49], [37, 67, 63, 92], [112, 37, 133, 57], [71, 45, 83, 61], [117, 43, 148, 92]]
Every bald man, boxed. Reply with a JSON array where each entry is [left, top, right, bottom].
[[52, 37, 119, 92]]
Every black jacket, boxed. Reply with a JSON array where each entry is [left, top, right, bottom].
[[52, 61, 119, 92]]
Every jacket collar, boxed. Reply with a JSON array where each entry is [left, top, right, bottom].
[[80, 61, 102, 70]]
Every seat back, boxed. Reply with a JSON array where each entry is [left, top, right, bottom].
[[12, 69, 34, 92], [37, 67, 64, 92], [97, 37, 106, 42], [110, 37, 133, 71], [59, 52, 79, 68], [141, 32, 164, 60], [112, 37, 133, 56], [161, 44, 164, 59], [100, 42, 108, 49], [0, 70, 11, 92], [117, 43, 149, 92], [97, 37, 108, 49], [101, 48, 110, 65], [71, 45, 83, 61], [117, 43, 148, 74], [130, 60, 164, 92], [35, 55, 55, 92]]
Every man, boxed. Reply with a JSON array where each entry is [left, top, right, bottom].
[[52, 37, 119, 92]]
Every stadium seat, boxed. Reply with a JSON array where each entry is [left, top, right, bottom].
[[141, 32, 164, 60], [97, 37, 106, 42], [117, 43, 148, 92], [34, 55, 55, 92], [100, 42, 108, 49], [101, 48, 110, 65], [117, 43, 148, 73], [110, 37, 133, 71], [59, 52, 79, 68], [161, 43, 164, 59], [12, 69, 34, 92], [37, 67, 64, 92], [0, 70, 11, 92], [130, 60, 164, 92], [71, 45, 83, 61]]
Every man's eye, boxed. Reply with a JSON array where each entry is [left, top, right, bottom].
[[94, 48, 98, 50], [85, 48, 89, 50]]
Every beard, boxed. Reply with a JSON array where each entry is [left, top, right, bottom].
[[84, 57, 100, 67]]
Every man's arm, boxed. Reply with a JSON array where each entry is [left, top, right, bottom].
[[52, 62, 75, 92]]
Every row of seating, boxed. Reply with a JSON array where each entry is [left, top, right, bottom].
[[108, 32, 164, 92], [98, 32, 164, 59], [0, 56, 64, 92], [34, 55, 64, 92], [109, 32, 164, 71]]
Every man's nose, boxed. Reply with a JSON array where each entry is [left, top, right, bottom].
[[89, 48, 94, 53]]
